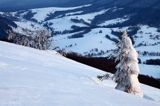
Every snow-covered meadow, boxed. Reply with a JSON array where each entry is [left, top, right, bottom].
[[9, 5, 160, 66]]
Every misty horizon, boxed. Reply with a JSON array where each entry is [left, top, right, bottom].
[[0, 0, 94, 12]]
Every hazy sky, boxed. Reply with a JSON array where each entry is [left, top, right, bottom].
[[0, 0, 60, 5], [0, 0, 75, 5], [0, 0, 81, 11]]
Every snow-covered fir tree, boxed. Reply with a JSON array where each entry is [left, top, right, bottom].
[[113, 31, 143, 97]]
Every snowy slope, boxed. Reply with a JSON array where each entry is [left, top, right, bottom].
[[0, 41, 160, 106]]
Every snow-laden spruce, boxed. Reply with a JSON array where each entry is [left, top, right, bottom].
[[97, 31, 143, 97], [113, 31, 143, 97]]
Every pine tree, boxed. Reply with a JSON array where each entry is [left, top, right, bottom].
[[113, 31, 143, 97]]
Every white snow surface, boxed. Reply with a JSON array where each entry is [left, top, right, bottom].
[[100, 18, 129, 26], [139, 64, 160, 79], [14, 21, 44, 31], [31, 4, 92, 22], [46, 9, 108, 32], [48, 17, 87, 32], [0, 12, 3, 15], [0, 41, 160, 106], [13, 20, 45, 37], [65, 11, 83, 16], [72, 9, 108, 24], [134, 25, 160, 53], [54, 28, 116, 55]]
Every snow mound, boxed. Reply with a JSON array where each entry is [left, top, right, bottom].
[[0, 41, 159, 106]]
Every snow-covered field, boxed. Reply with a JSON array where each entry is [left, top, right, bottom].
[[54, 28, 116, 55], [139, 64, 160, 79], [8, 5, 160, 63], [100, 17, 129, 26], [13, 20, 45, 37], [0, 41, 159, 106]]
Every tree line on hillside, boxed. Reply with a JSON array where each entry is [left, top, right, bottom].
[[7, 29, 52, 50]]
